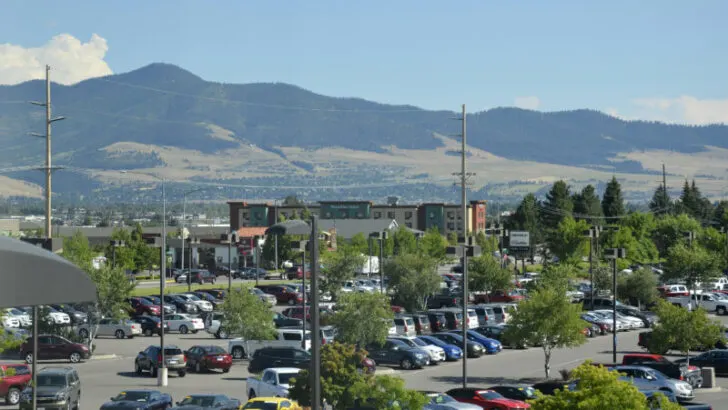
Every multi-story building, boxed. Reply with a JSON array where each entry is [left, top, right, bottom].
[[228, 199, 487, 236]]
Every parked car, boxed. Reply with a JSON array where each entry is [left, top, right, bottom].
[[188, 269, 217, 284], [160, 294, 198, 314], [126, 297, 162, 316], [173, 394, 242, 409], [229, 329, 312, 360], [247, 368, 300, 398], [191, 291, 224, 309], [134, 316, 169, 336], [166, 313, 205, 334], [251, 288, 278, 306], [100, 389, 173, 410], [445, 388, 530, 409], [257, 285, 303, 305], [613, 365, 694, 402], [79, 318, 142, 339], [134, 345, 187, 377], [470, 305, 497, 327], [18, 366, 81, 410], [247, 347, 311, 374], [420, 391, 481, 409], [420, 311, 448, 333], [427, 289, 461, 309], [243, 397, 303, 410], [185, 345, 233, 373], [487, 385, 537, 402], [417, 335, 463, 361], [449, 329, 503, 354], [3, 308, 31, 327], [20, 335, 90, 364], [622, 353, 703, 388], [175, 293, 214, 312], [393, 316, 417, 337], [140, 296, 176, 315], [0, 363, 31, 405], [274, 312, 303, 328], [365, 339, 429, 369], [429, 309, 465, 330], [389, 336, 445, 364], [196, 288, 228, 300], [404, 314, 432, 335], [49, 304, 88, 324], [429, 333, 485, 358], [675, 350, 728, 375]]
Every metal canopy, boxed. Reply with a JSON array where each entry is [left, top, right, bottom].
[[265, 220, 311, 236], [0, 237, 97, 308]]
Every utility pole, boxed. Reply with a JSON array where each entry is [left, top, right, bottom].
[[460, 104, 468, 241]]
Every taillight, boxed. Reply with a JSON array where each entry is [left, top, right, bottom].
[[454, 319, 460, 327], [157, 354, 162, 362], [403, 324, 408, 332], [183, 355, 187, 363], [156, 323, 161, 328]]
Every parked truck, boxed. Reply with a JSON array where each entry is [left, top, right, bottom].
[[246, 367, 301, 399], [667, 293, 728, 314]]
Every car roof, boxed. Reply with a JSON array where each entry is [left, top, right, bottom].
[[39, 366, 75, 374]]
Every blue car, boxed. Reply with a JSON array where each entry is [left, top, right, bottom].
[[451, 329, 503, 354], [417, 335, 463, 361], [100, 390, 173, 409]]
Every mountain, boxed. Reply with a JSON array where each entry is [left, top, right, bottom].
[[0, 63, 726, 202]]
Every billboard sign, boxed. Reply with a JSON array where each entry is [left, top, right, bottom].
[[509, 231, 530, 251]]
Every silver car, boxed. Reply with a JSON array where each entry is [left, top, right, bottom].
[[78, 318, 142, 339]]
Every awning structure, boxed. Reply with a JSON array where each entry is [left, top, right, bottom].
[[0, 237, 97, 308]]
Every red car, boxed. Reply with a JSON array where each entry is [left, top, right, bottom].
[[446, 388, 530, 409], [282, 306, 334, 322], [257, 285, 303, 305], [184, 345, 233, 373], [20, 334, 91, 364], [476, 290, 525, 303], [0, 363, 31, 405], [127, 297, 161, 316]]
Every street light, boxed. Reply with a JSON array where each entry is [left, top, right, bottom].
[[583, 226, 601, 309], [221, 232, 240, 293], [447, 238, 481, 388], [292, 239, 309, 349], [120, 170, 168, 387], [369, 231, 389, 293], [604, 247, 626, 363], [186, 237, 201, 292], [110, 240, 125, 268], [180, 187, 206, 281], [266, 218, 321, 410]]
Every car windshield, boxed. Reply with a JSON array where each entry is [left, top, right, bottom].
[[138, 298, 153, 306], [397, 338, 417, 347], [444, 333, 463, 342], [477, 390, 504, 400], [113, 391, 150, 402], [412, 338, 428, 347], [146, 296, 161, 304], [37, 375, 66, 387], [204, 346, 226, 354], [278, 372, 298, 385], [422, 337, 442, 346], [186, 295, 201, 301], [429, 393, 456, 404], [179, 396, 216, 406], [8, 308, 24, 315], [165, 348, 183, 356], [243, 403, 278, 410], [251, 288, 265, 295]]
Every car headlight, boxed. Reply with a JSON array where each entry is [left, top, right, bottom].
[[415, 353, 426, 359], [473, 344, 483, 350], [55, 391, 67, 400]]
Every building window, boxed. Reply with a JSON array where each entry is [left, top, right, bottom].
[[242, 212, 249, 219], [429, 212, 435, 218], [447, 211, 455, 219], [447, 222, 455, 230], [374, 211, 382, 219], [356, 212, 364, 218], [457, 223, 463, 231], [405, 211, 413, 219], [387, 211, 395, 219], [405, 222, 412, 228]]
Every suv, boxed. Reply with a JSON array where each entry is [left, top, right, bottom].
[[135, 345, 187, 377], [20, 335, 90, 364], [257, 285, 302, 305], [0, 364, 31, 405], [189, 270, 216, 284], [247, 347, 311, 373], [19, 366, 81, 410]]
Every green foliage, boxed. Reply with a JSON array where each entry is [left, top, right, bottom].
[[650, 300, 725, 362], [219, 286, 277, 341], [331, 292, 393, 346], [649, 184, 672, 216], [468, 254, 513, 297], [504, 284, 587, 378], [348, 233, 369, 255], [662, 241, 722, 289], [262, 232, 296, 267], [528, 361, 679, 410], [62, 230, 95, 270], [601, 176, 625, 218], [601, 226, 658, 265], [474, 231, 499, 255], [652, 214, 702, 255], [546, 216, 589, 264], [700, 227, 728, 268], [384, 254, 441, 312], [616, 268, 658, 309], [87, 266, 136, 319], [572, 184, 603, 220], [0, 313, 23, 354], [510, 193, 543, 244], [678, 180, 712, 221], [536, 264, 577, 292], [540, 180, 573, 230], [392, 227, 417, 256], [447, 232, 458, 246], [592, 265, 611, 294], [418, 228, 449, 262], [321, 246, 366, 301], [349, 375, 429, 410]]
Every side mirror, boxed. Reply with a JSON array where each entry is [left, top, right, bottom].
[[139, 351, 145, 355]]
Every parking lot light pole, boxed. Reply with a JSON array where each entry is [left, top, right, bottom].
[[370, 231, 388, 292], [292, 239, 309, 349], [605, 247, 626, 363], [110, 240, 125, 268], [222, 232, 240, 293], [185, 237, 200, 292], [583, 226, 600, 308]]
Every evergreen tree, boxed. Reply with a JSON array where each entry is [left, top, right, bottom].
[[573, 185, 602, 220], [649, 185, 672, 215], [601, 176, 625, 219], [510, 193, 542, 244], [714, 200, 728, 229], [691, 180, 712, 221], [678, 180, 697, 217], [540, 180, 573, 230]]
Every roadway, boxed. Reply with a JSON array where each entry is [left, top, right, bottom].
[[4, 323, 728, 409]]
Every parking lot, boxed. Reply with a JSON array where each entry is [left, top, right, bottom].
[[3, 314, 728, 409]]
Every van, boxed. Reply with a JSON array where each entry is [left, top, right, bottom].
[[430, 309, 464, 330], [420, 311, 447, 333], [393, 316, 417, 337], [405, 314, 432, 335], [471, 305, 496, 326], [483, 304, 516, 323]]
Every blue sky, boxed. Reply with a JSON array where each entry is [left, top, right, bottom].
[[2, 0, 727, 123]]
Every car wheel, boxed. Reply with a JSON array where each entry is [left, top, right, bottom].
[[179, 325, 189, 334], [6, 386, 21, 405], [195, 362, 202, 373], [24, 352, 33, 364], [191, 330, 198, 334], [223, 367, 230, 373], [115, 329, 125, 339], [69, 352, 82, 363], [135, 362, 143, 375], [400, 358, 413, 370], [144, 328, 153, 337], [232, 346, 245, 360], [79, 328, 89, 339], [151, 366, 158, 378], [718, 306, 726, 315], [217, 329, 228, 339], [178, 370, 186, 377]]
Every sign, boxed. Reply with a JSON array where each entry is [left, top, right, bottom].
[[509, 231, 530, 252]]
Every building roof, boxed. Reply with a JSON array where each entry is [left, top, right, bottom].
[[236, 226, 268, 238], [50, 225, 229, 239], [318, 219, 398, 240]]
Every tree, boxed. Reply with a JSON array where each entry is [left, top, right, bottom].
[[219, 286, 277, 341], [447, 232, 458, 246], [418, 227, 448, 262], [601, 176, 625, 219], [348, 233, 369, 255], [262, 233, 295, 268], [509, 193, 543, 244], [617, 268, 658, 309], [504, 285, 587, 378], [546, 216, 589, 264], [87, 265, 136, 319], [129, 223, 158, 271], [529, 361, 680, 410], [652, 214, 702, 256], [662, 241, 722, 292], [592, 264, 611, 295], [649, 184, 672, 215], [677, 180, 711, 220], [601, 226, 658, 267], [349, 375, 428, 410], [62, 230, 95, 270], [540, 180, 573, 230], [649, 300, 724, 363], [392, 227, 417, 256], [384, 254, 441, 312], [300, 206, 312, 221], [474, 231, 499, 255], [468, 254, 513, 300], [331, 292, 393, 346], [321, 246, 366, 301], [573, 185, 602, 220]]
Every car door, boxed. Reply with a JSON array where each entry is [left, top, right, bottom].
[[97, 318, 112, 336], [69, 371, 81, 404], [382, 340, 404, 363], [712, 350, 728, 374], [36, 335, 53, 360], [50, 336, 71, 360], [141, 346, 156, 370], [367, 343, 389, 364], [186, 346, 200, 367], [291, 349, 310, 367]]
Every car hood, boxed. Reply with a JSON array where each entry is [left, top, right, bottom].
[[170, 406, 209, 410], [28, 386, 68, 396], [422, 345, 445, 353], [101, 400, 153, 409]]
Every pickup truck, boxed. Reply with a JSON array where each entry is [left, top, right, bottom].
[[667, 293, 728, 314], [622, 353, 703, 388], [0, 364, 31, 405], [246, 368, 301, 399]]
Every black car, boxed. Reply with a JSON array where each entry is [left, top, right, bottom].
[[140, 296, 177, 315], [159, 294, 197, 314], [101, 390, 173, 409], [247, 347, 311, 374], [172, 394, 241, 409], [365, 339, 429, 370], [419, 311, 448, 333], [616, 306, 657, 328], [426, 289, 461, 309], [429, 332, 485, 358], [134, 316, 169, 336], [273, 312, 303, 328], [676, 350, 728, 375], [487, 384, 538, 401]]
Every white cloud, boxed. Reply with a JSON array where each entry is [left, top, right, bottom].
[[611, 96, 728, 125], [514, 96, 540, 110], [0, 34, 112, 85]]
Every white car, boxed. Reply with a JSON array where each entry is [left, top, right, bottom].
[[166, 313, 205, 334], [178, 294, 213, 312], [595, 310, 643, 329], [1, 315, 20, 328], [393, 336, 445, 364], [566, 290, 585, 302], [5, 308, 31, 327], [78, 318, 142, 339], [45, 308, 71, 325], [281, 260, 294, 269], [590, 311, 628, 331], [387, 319, 397, 336]]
